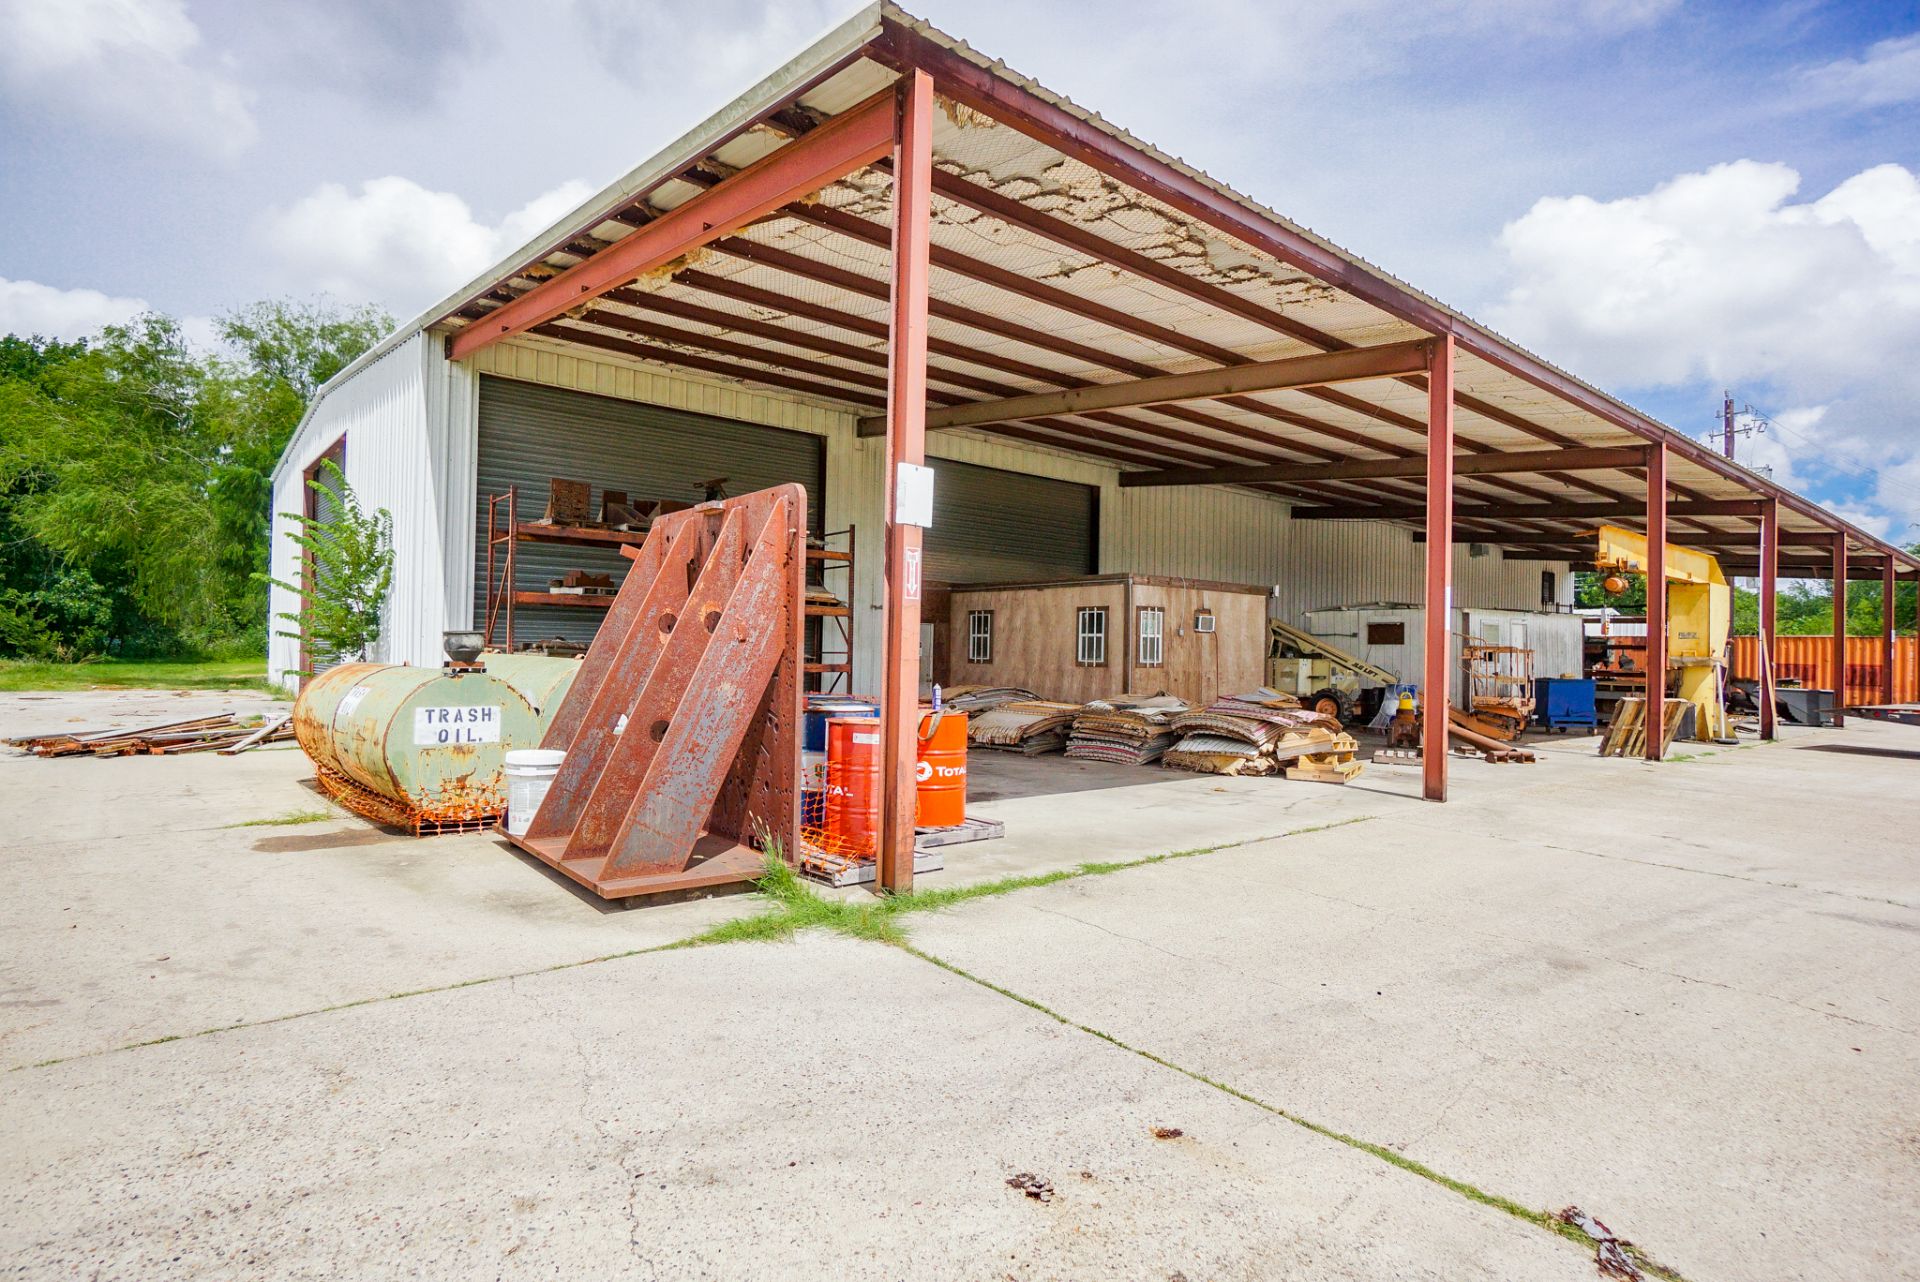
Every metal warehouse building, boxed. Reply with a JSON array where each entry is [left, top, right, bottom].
[[268, 4, 1919, 883]]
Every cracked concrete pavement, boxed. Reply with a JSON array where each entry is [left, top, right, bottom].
[[4, 690, 1917, 1280]]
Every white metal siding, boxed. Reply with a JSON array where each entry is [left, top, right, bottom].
[[1301, 604, 1583, 706], [266, 334, 444, 687], [291, 335, 1572, 697]]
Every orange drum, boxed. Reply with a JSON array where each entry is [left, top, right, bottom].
[[915, 709, 968, 829], [824, 717, 881, 853]]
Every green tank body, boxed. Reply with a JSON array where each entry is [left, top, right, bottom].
[[292, 654, 580, 829]]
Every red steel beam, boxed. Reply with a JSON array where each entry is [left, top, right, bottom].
[[1292, 499, 1767, 522], [880, 340, 1433, 434], [447, 90, 893, 361], [1423, 337, 1453, 802], [880, 23, 1854, 547], [1644, 445, 1668, 762], [702, 229, 1593, 520], [1883, 558, 1898, 705], [1831, 535, 1848, 727], [1759, 498, 1778, 740], [690, 230, 1592, 518], [878, 69, 933, 894], [1415, 529, 1838, 548], [1119, 446, 1649, 489], [918, 162, 1719, 519]]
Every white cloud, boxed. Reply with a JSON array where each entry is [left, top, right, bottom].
[[1798, 32, 1920, 111], [0, 278, 151, 341], [0, 0, 255, 157], [260, 176, 596, 317], [1490, 160, 1920, 397], [1489, 160, 1920, 533]]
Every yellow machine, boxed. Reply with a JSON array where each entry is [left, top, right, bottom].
[[1592, 525, 1732, 741]]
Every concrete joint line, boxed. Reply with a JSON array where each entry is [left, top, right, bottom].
[[899, 942, 1693, 1282]]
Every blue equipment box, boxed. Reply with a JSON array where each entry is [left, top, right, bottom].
[[1534, 677, 1598, 731]]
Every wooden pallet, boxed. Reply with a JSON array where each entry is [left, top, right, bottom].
[[1285, 732, 1364, 784], [1598, 697, 1688, 759]]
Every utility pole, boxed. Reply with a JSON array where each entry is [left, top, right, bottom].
[[1722, 391, 1736, 460]]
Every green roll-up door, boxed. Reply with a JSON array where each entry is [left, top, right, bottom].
[[922, 458, 1097, 584], [475, 376, 826, 644]]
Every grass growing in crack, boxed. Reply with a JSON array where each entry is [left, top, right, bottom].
[[904, 945, 1690, 1282], [224, 808, 334, 828], [676, 816, 1377, 952], [19, 817, 1370, 1071]]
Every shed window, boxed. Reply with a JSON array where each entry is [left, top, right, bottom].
[[1137, 607, 1165, 667], [1076, 606, 1108, 667], [1541, 570, 1558, 607], [1367, 621, 1406, 646], [966, 610, 993, 664]]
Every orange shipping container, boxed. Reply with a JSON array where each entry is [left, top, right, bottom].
[[1729, 636, 1918, 707]]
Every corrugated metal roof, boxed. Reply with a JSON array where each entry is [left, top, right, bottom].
[[281, 2, 1916, 575]]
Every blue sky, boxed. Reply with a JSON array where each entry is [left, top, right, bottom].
[[2, 0, 1917, 540]]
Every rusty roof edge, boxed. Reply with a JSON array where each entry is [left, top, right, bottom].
[[878, 5, 1918, 570], [274, 3, 889, 485]]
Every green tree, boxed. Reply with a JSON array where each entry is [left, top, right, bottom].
[[262, 460, 394, 675], [1574, 570, 1646, 610], [203, 299, 392, 631], [0, 298, 391, 660]]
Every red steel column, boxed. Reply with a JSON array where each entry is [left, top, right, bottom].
[[1758, 498, 1778, 741], [1830, 535, 1848, 727], [1643, 444, 1667, 762], [1421, 336, 1453, 801], [877, 68, 934, 893], [1881, 559, 1896, 705]]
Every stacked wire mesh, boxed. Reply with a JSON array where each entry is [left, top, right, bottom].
[[1163, 692, 1348, 777], [1064, 695, 1190, 766]]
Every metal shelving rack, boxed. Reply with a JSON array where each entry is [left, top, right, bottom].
[[485, 488, 853, 678], [484, 485, 639, 652], [806, 524, 855, 694]]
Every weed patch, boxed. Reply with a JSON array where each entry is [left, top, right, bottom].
[[225, 808, 333, 828]]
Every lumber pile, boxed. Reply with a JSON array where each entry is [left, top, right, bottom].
[[7, 712, 292, 758], [1065, 695, 1189, 766], [1164, 692, 1353, 778], [968, 699, 1082, 754], [1597, 696, 1688, 759]]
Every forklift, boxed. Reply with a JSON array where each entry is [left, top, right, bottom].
[[1266, 619, 1400, 724]]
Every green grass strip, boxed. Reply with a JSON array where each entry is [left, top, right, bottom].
[[17, 818, 1367, 1072], [223, 808, 335, 828]]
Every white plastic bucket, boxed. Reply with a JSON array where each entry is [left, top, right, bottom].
[[503, 749, 566, 836]]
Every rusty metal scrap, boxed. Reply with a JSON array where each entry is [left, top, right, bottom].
[[1005, 1173, 1053, 1202], [7, 713, 292, 758], [1556, 1207, 1645, 1281], [506, 485, 805, 900]]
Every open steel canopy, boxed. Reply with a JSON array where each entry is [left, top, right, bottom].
[[416, 3, 1916, 584]]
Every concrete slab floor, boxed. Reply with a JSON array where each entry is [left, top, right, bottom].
[[5, 688, 1916, 1280], [0, 693, 760, 1070], [2, 934, 1600, 1282], [913, 719, 1920, 1282]]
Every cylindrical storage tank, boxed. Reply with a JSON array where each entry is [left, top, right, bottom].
[[823, 717, 881, 854], [915, 709, 968, 829], [479, 651, 582, 718], [293, 663, 545, 829]]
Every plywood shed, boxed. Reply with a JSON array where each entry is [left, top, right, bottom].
[[947, 575, 1266, 706]]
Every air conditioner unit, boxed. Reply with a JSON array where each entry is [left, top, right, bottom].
[[1193, 610, 1215, 633]]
